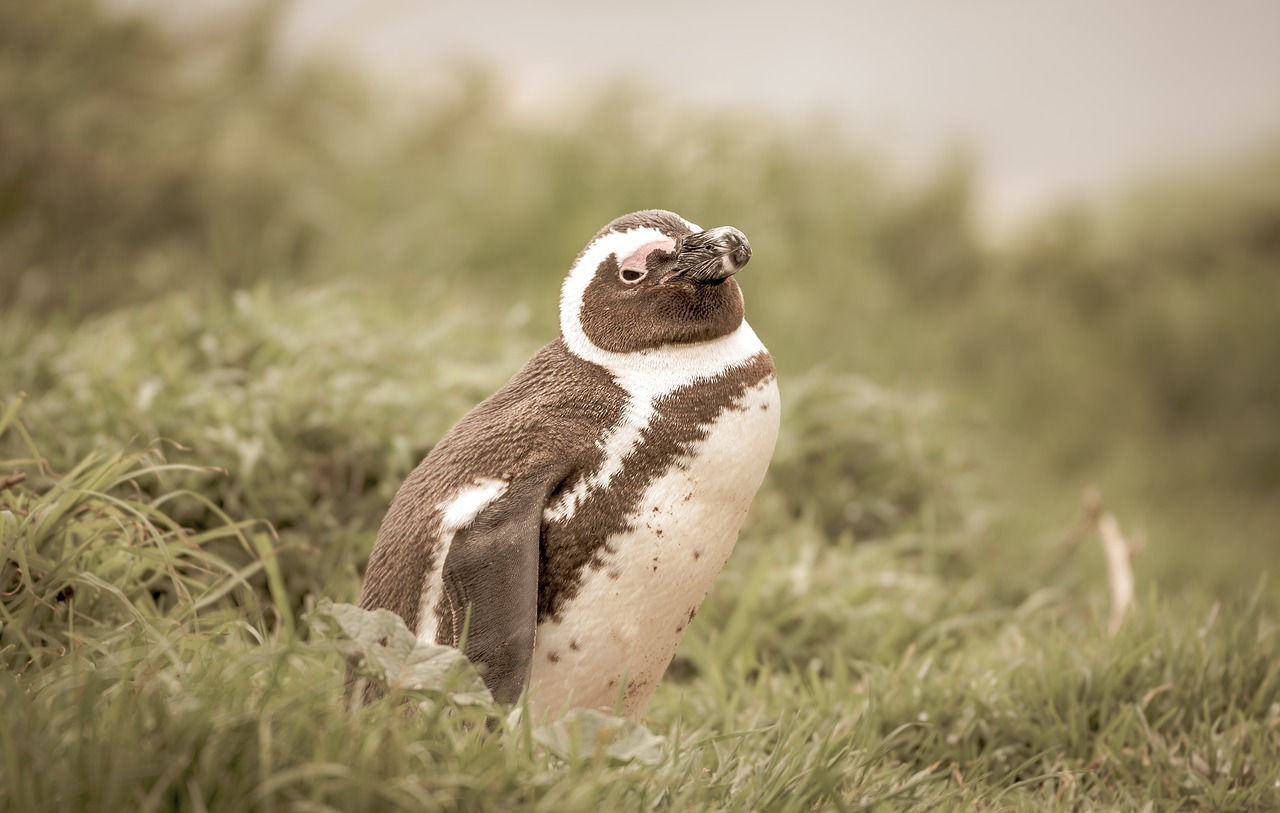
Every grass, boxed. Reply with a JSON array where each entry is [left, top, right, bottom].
[[3, 415, 1276, 810], [3, 1, 1280, 810], [2, 311, 1277, 809]]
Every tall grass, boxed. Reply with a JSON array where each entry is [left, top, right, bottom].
[[0, 397, 275, 672], [4, 430, 1276, 810]]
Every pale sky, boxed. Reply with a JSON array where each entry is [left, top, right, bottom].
[[127, 0, 1280, 223]]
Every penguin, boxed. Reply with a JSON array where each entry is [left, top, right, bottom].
[[358, 209, 779, 719]]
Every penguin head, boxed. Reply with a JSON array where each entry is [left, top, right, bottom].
[[560, 210, 752, 355]]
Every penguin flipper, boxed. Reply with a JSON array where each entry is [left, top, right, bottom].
[[438, 481, 543, 705]]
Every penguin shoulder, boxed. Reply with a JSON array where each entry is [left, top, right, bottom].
[[391, 340, 626, 510]]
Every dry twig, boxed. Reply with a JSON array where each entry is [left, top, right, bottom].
[[1060, 487, 1144, 635], [1097, 513, 1136, 635], [0, 471, 28, 492]]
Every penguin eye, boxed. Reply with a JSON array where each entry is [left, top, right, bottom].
[[619, 266, 647, 284]]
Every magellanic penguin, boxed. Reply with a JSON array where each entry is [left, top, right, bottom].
[[358, 209, 780, 720]]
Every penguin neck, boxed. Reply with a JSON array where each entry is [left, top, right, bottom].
[[560, 319, 768, 400]]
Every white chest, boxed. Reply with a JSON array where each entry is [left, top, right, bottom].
[[528, 374, 780, 719]]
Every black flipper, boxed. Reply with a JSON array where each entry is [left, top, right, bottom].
[[438, 479, 545, 705]]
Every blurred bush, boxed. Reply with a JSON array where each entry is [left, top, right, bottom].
[[2, 285, 525, 524], [989, 150, 1280, 497], [0, 0, 344, 315], [1, 0, 1278, 587], [763, 372, 977, 542]]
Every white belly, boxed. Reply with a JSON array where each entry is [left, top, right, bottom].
[[528, 375, 780, 719]]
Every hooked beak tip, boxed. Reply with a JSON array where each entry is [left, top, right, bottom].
[[672, 225, 752, 283]]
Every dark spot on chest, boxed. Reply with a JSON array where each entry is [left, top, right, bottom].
[[624, 678, 650, 701]]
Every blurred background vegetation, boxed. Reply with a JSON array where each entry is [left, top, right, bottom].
[[5, 0, 1276, 595], [2, 2, 1279, 808]]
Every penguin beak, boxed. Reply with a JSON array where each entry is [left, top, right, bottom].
[[669, 226, 752, 284]]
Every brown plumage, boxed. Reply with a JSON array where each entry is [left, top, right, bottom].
[[358, 210, 779, 717]]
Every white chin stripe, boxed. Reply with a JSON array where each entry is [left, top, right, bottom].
[[560, 223, 765, 396]]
